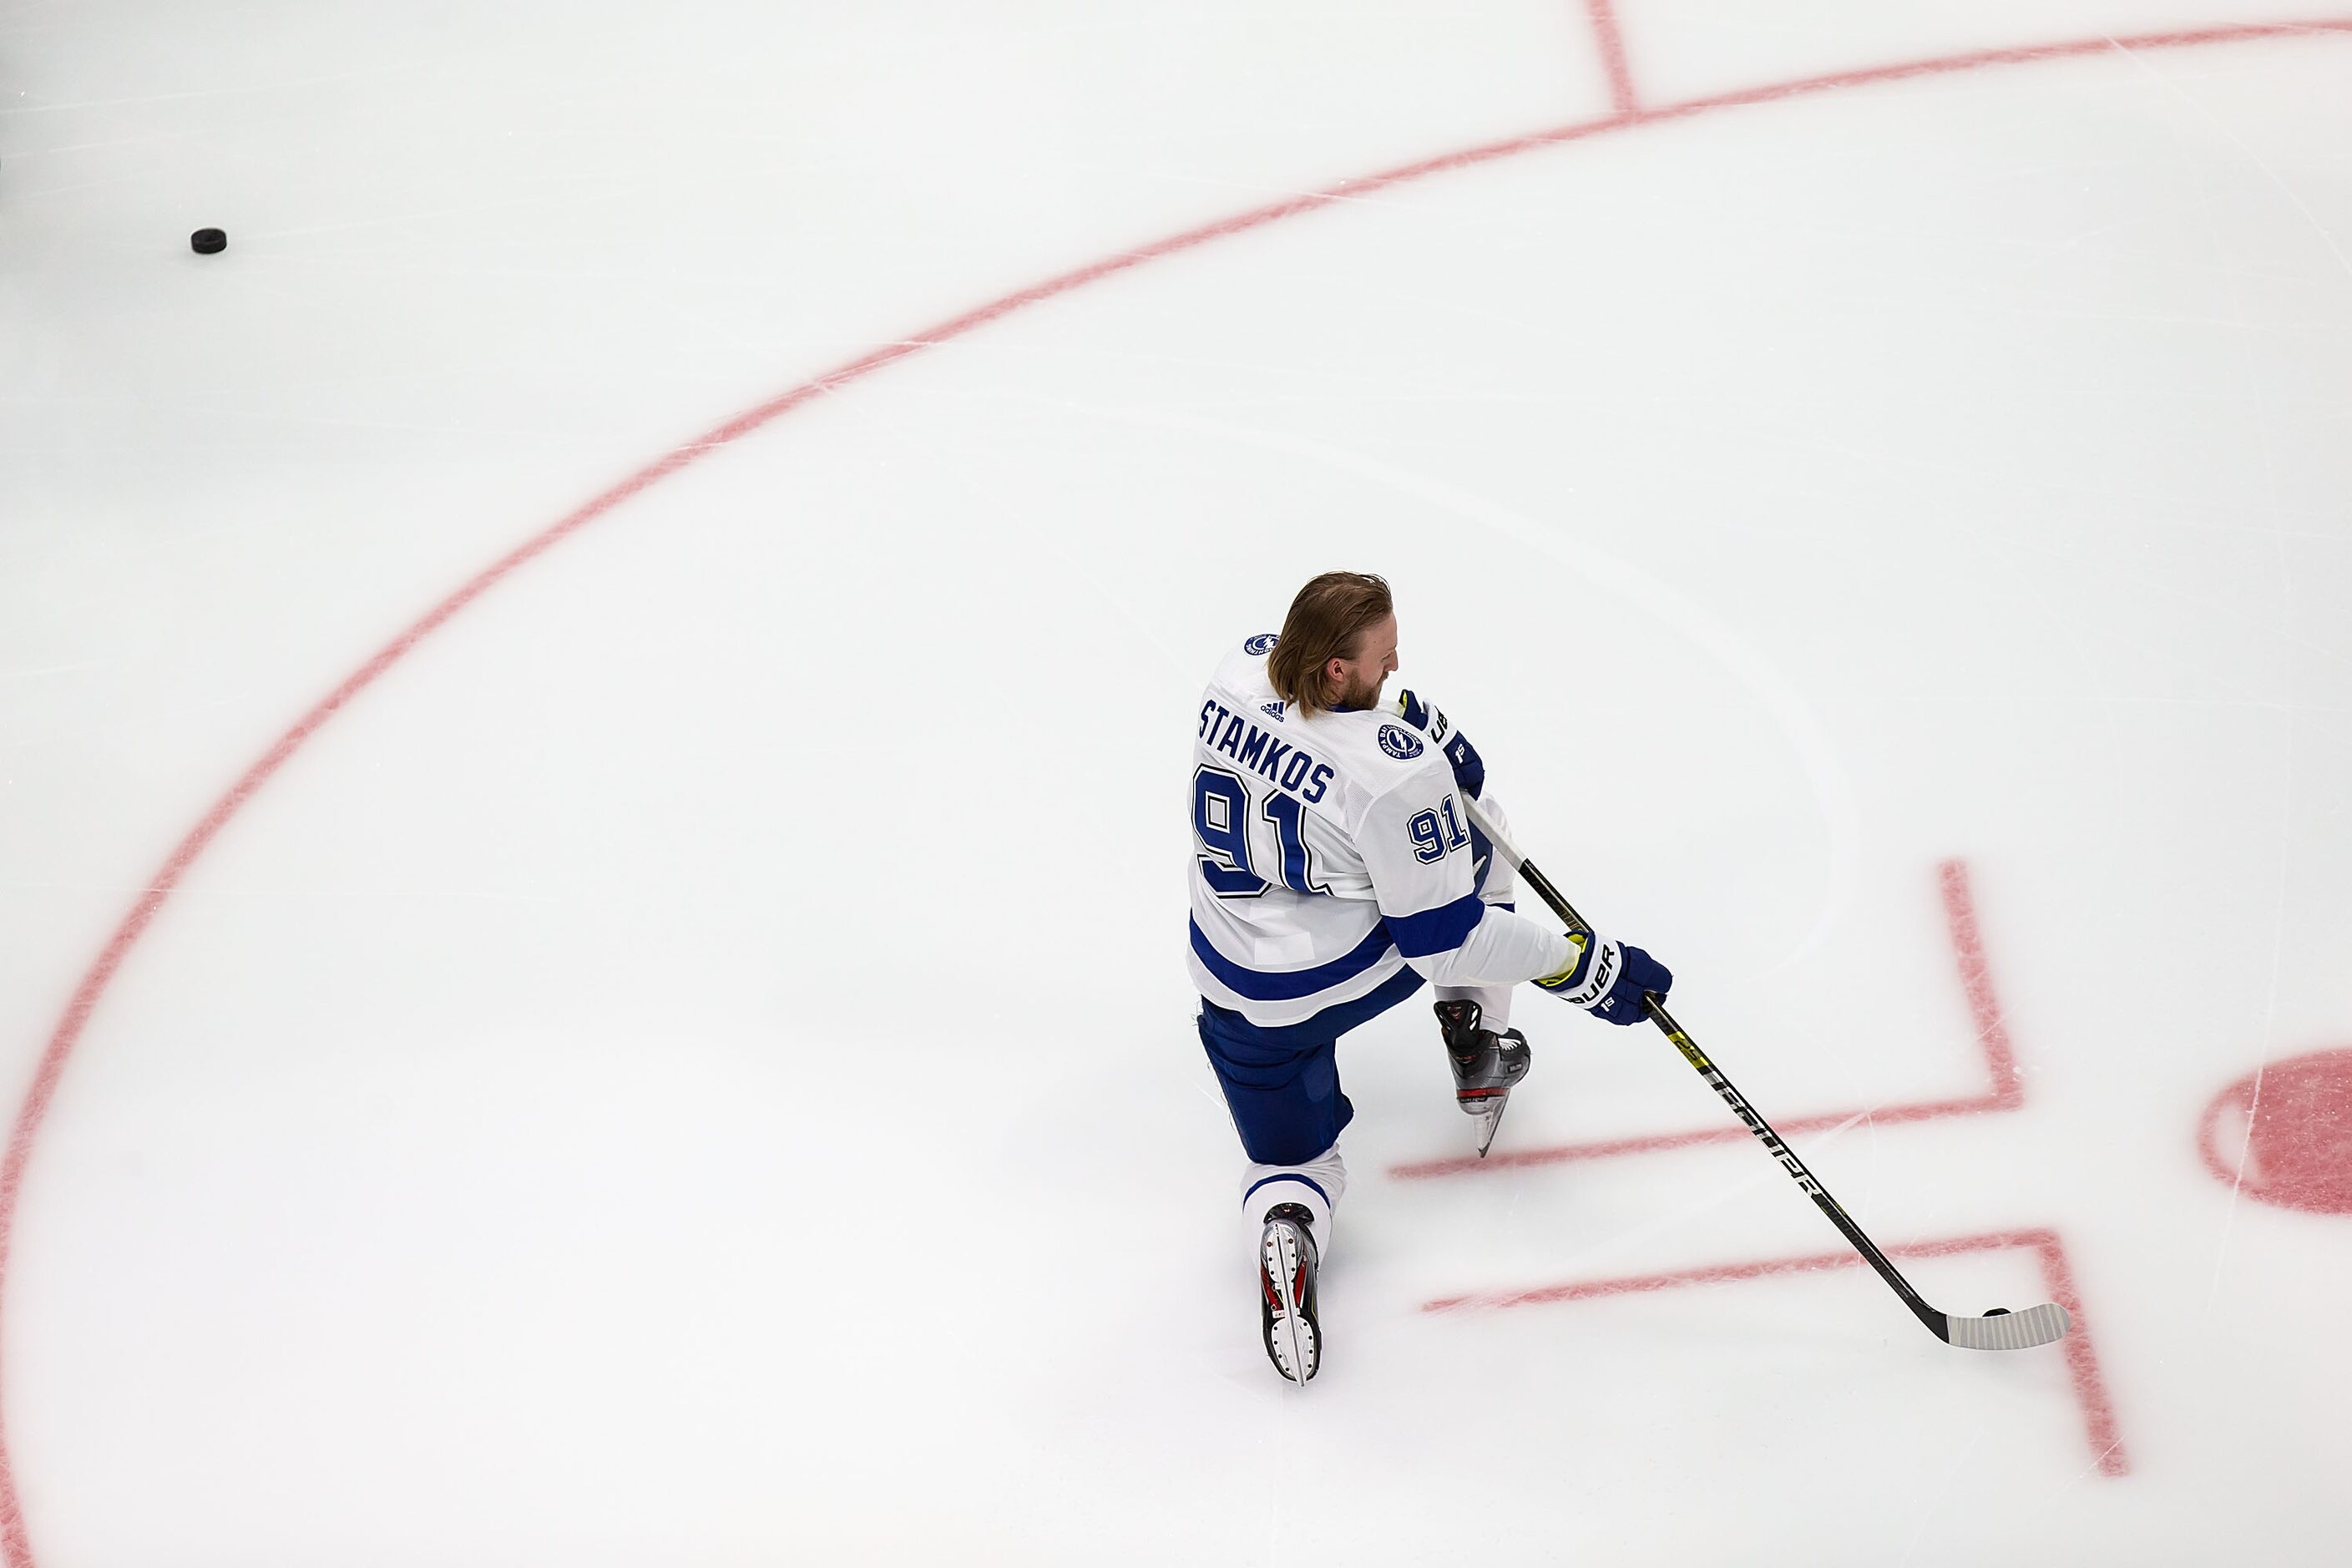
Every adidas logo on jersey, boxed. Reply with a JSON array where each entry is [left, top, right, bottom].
[[1262, 701, 1286, 721]]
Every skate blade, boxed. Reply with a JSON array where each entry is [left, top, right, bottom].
[[1260, 1222, 1318, 1385], [1462, 1091, 1510, 1157]]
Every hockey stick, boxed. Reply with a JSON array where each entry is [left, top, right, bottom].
[[1462, 797, 2070, 1351]]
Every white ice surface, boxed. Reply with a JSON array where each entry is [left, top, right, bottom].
[[5, 3, 2352, 1565]]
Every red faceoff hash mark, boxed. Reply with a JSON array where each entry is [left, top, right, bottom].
[[1425, 1228, 2127, 1476]]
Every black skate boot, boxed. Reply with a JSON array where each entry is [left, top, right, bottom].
[[1258, 1202, 1321, 1385], [1434, 999, 1531, 1158]]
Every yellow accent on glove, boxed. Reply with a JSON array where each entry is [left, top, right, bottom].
[[1535, 931, 1589, 989]]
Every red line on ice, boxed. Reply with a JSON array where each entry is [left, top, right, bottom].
[[1941, 858, 2025, 1108], [1390, 857, 2021, 1179], [1425, 1228, 2128, 1475], [1583, 0, 1641, 114], [5, 16, 2339, 1563]]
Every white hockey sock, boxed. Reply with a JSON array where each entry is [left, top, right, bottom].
[[1240, 1145, 1346, 1261], [1434, 981, 1513, 1035]]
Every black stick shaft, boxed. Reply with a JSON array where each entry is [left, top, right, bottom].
[[1514, 854, 1949, 1339]]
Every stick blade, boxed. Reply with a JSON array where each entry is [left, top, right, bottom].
[[1942, 1302, 2071, 1350]]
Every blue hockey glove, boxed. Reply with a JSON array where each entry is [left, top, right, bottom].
[[1533, 933, 1672, 1025], [1393, 689, 1485, 800]]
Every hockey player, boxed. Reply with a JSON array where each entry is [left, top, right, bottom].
[[1188, 571, 1672, 1384]]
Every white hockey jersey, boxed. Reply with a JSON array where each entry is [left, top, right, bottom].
[[1186, 634, 1569, 1027]]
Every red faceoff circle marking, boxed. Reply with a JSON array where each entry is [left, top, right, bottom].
[[2200, 1048, 2352, 1216]]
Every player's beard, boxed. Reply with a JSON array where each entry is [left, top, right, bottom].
[[1332, 666, 1385, 712]]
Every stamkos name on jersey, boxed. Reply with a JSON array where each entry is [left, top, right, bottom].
[[1197, 700, 1335, 802]]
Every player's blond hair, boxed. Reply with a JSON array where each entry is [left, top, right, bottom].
[[1267, 571, 1392, 718]]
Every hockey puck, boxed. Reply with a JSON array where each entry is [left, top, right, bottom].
[[190, 228, 227, 255]]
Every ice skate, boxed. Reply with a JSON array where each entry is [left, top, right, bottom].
[[1435, 999, 1530, 1157], [1258, 1202, 1321, 1384]]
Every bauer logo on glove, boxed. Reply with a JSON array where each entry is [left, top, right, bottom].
[[1535, 931, 1673, 1024], [1393, 688, 1484, 799]]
